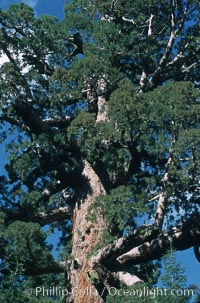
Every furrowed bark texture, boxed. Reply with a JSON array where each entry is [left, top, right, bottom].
[[67, 160, 106, 303]]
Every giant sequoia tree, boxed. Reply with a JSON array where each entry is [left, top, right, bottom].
[[0, 1, 200, 302]]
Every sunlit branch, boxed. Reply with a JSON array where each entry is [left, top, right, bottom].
[[154, 191, 168, 229], [91, 225, 160, 269], [121, 16, 135, 24], [116, 215, 200, 265], [154, 135, 176, 229], [147, 14, 154, 36], [139, 14, 154, 89]]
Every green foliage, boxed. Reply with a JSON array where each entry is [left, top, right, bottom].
[[156, 248, 193, 303], [0, 0, 200, 300], [0, 272, 65, 303], [88, 185, 146, 234], [160, 249, 187, 289], [135, 261, 161, 286], [0, 220, 64, 302], [1, 221, 54, 270]]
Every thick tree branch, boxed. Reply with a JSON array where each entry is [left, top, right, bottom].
[[13, 101, 52, 135], [91, 225, 160, 268], [91, 214, 200, 276], [4, 205, 73, 226], [117, 215, 200, 265], [31, 206, 73, 225], [25, 260, 67, 275]]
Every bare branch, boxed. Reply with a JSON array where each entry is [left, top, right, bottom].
[[148, 193, 161, 202], [181, 61, 199, 73], [139, 70, 148, 89], [122, 16, 135, 24], [139, 14, 154, 90], [154, 191, 168, 228], [96, 77, 109, 122], [166, 35, 197, 68], [147, 14, 154, 36], [146, 2, 177, 88]]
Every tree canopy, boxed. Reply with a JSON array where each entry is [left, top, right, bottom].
[[0, 1, 200, 302]]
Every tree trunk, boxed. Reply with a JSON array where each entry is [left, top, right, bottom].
[[66, 160, 106, 303]]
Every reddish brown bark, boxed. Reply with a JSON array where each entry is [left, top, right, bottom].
[[67, 160, 106, 303]]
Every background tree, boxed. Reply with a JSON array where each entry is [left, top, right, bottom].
[[157, 248, 192, 303], [0, 1, 200, 302]]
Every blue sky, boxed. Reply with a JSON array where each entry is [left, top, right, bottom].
[[1, 0, 66, 20], [0, 0, 199, 295]]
